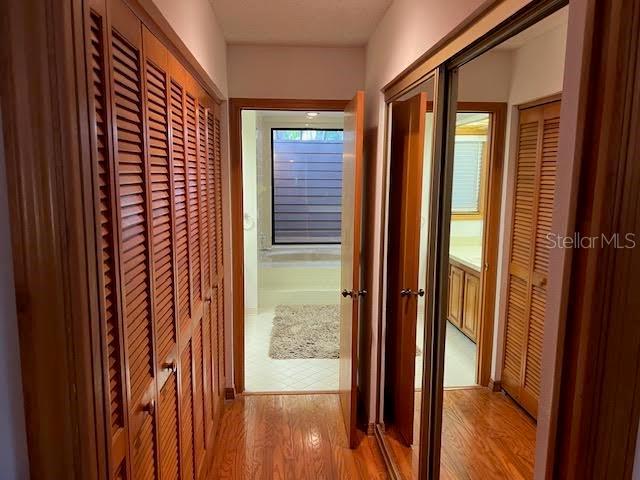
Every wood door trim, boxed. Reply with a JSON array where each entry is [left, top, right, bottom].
[[0, 0, 103, 477], [456, 101, 507, 387], [550, 0, 640, 477], [229, 97, 350, 394]]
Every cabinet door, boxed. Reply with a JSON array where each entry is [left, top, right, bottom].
[[462, 273, 480, 342], [448, 265, 464, 328]]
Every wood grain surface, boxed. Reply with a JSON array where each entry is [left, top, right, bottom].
[[209, 394, 388, 479]]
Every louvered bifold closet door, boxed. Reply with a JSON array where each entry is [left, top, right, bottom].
[[85, 1, 130, 477], [142, 27, 182, 480], [502, 100, 560, 418], [197, 101, 215, 445], [213, 105, 226, 395], [108, 1, 158, 479], [205, 107, 222, 426]]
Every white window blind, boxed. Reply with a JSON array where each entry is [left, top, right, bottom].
[[451, 136, 485, 213], [272, 129, 344, 244]]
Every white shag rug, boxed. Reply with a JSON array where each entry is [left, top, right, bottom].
[[269, 304, 339, 359]]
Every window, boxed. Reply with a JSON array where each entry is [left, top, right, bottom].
[[271, 128, 344, 244], [451, 113, 489, 215], [451, 137, 485, 213]]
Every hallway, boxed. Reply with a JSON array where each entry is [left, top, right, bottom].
[[209, 394, 387, 479]]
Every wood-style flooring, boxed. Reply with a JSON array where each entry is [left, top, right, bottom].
[[209, 393, 388, 479], [383, 387, 536, 479]]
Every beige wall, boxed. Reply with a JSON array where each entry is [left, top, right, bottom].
[[227, 45, 365, 99], [152, 0, 228, 97]]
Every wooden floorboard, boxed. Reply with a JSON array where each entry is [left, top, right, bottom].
[[383, 387, 536, 479], [209, 393, 389, 479]]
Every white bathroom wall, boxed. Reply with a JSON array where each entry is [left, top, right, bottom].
[[241, 111, 259, 314]]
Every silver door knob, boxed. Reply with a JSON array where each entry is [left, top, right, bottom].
[[341, 289, 355, 297]]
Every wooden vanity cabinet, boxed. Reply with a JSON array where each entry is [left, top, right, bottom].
[[447, 258, 480, 343]]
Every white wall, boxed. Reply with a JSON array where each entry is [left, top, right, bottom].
[[152, 0, 228, 97], [227, 45, 365, 99], [0, 110, 29, 479], [491, 18, 568, 380], [242, 111, 259, 314]]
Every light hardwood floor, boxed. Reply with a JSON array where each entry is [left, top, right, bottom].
[[209, 393, 388, 479], [383, 387, 536, 479]]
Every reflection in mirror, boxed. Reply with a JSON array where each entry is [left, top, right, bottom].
[[439, 5, 568, 479], [380, 75, 435, 479]]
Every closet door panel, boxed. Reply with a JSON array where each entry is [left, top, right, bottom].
[[142, 27, 178, 376], [180, 342, 195, 480], [169, 60, 192, 338], [213, 106, 226, 393], [158, 372, 180, 480], [108, 0, 158, 478], [185, 87, 203, 316], [86, 2, 130, 477]]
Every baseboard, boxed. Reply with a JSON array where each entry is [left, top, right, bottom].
[[366, 422, 375, 436], [224, 387, 236, 400], [488, 378, 502, 392]]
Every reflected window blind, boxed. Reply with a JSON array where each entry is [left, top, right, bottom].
[[451, 137, 485, 213], [272, 129, 343, 244]]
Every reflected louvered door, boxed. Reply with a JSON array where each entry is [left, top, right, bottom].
[[502, 100, 560, 418], [108, 1, 158, 478], [142, 27, 182, 480], [86, 2, 130, 478]]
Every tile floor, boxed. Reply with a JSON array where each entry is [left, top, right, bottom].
[[443, 321, 477, 387], [244, 309, 339, 392], [415, 320, 477, 389]]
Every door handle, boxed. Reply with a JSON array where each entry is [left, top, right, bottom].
[[342, 289, 366, 298], [401, 288, 425, 297]]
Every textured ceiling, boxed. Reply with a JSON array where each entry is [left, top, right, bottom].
[[209, 0, 393, 46]]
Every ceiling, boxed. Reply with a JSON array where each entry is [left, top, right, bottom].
[[209, 0, 393, 47]]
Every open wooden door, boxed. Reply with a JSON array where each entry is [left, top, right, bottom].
[[339, 91, 365, 449], [385, 93, 427, 445]]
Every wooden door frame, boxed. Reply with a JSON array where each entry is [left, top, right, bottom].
[[228, 98, 349, 395], [455, 101, 506, 388]]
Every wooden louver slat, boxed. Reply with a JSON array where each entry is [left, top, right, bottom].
[[198, 104, 211, 295], [158, 373, 180, 480], [145, 57, 176, 368], [112, 29, 154, 412], [185, 93, 202, 309], [181, 341, 194, 480], [170, 78, 191, 333]]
